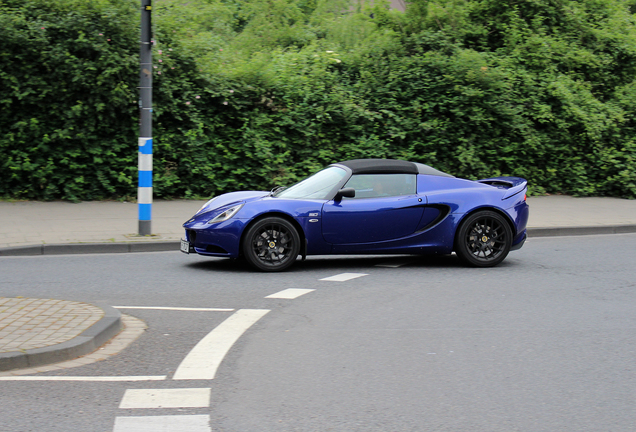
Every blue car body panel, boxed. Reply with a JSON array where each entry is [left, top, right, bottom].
[[322, 195, 425, 244], [182, 160, 529, 261]]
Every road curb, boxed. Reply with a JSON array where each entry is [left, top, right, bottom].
[[0, 304, 122, 372], [0, 241, 179, 257], [0, 225, 635, 257], [527, 224, 636, 238]]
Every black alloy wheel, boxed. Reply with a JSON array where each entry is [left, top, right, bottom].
[[455, 210, 512, 267], [242, 217, 301, 272]]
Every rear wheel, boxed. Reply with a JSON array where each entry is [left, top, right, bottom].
[[455, 210, 512, 267], [242, 217, 300, 272]]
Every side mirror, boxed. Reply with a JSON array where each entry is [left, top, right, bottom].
[[335, 187, 355, 201]]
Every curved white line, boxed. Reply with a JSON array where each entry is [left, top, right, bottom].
[[173, 309, 270, 380]]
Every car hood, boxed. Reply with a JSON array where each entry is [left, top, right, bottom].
[[194, 191, 269, 217]]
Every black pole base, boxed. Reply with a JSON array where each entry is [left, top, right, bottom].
[[138, 220, 152, 236]]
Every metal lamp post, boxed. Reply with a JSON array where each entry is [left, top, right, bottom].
[[138, 0, 153, 236]]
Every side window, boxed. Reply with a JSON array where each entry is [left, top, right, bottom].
[[344, 174, 417, 199]]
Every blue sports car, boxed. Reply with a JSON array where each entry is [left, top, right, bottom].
[[181, 159, 529, 271]]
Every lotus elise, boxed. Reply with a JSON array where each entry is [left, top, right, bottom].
[[181, 159, 529, 271]]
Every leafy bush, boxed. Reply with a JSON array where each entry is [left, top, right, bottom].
[[1, 0, 635, 201], [0, 0, 139, 200]]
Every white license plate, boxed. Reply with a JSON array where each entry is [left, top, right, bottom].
[[180, 239, 191, 254]]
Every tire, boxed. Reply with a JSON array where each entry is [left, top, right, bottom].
[[455, 210, 512, 267], [242, 217, 301, 272]]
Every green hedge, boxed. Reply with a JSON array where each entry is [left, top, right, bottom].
[[1, 0, 635, 201], [0, 0, 140, 200]]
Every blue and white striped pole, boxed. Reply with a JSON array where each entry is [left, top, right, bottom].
[[138, 0, 152, 236], [138, 137, 152, 235]]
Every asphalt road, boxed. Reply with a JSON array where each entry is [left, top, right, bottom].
[[1, 234, 635, 431]]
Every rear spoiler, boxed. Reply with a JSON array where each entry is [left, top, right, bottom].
[[477, 176, 527, 200]]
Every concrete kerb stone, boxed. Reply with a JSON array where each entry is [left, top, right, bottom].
[[0, 304, 122, 372], [0, 245, 45, 256], [0, 241, 180, 257], [528, 224, 636, 238]]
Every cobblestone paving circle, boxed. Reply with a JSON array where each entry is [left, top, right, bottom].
[[0, 297, 103, 353]]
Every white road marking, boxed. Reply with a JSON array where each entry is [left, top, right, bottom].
[[0, 376, 166, 382], [173, 309, 270, 380], [119, 388, 211, 409], [113, 306, 234, 312], [320, 272, 368, 282], [113, 415, 210, 432], [265, 288, 315, 299]]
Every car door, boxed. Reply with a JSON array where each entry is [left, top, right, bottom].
[[321, 173, 424, 244]]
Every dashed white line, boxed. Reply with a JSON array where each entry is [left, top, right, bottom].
[[113, 415, 211, 432], [173, 309, 270, 380], [265, 288, 315, 299], [119, 388, 211, 409], [320, 272, 368, 282]]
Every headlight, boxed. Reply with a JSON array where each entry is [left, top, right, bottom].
[[207, 204, 244, 224], [195, 197, 218, 215]]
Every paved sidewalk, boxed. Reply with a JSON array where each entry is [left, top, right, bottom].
[[1, 195, 635, 373], [524, 195, 636, 236], [0, 199, 204, 253]]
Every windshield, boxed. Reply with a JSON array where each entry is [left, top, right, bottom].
[[274, 167, 347, 200]]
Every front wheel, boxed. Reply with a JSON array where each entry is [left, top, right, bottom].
[[455, 210, 512, 267], [242, 217, 300, 272]]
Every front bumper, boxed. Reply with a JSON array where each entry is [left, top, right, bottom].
[[182, 219, 245, 257]]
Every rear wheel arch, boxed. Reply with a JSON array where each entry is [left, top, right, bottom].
[[454, 207, 516, 242], [453, 207, 516, 267]]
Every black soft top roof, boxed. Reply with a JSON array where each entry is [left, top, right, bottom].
[[333, 159, 453, 177]]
